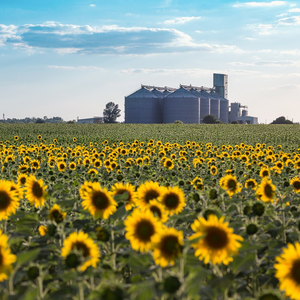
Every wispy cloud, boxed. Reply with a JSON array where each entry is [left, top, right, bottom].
[[288, 7, 300, 12], [0, 21, 242, 55], [278, 16, 300, 25], [48, 65, 104, 70], [163, 16, 201, 25], [231, 60, 300, 67], [89, 4, 96, 7], [233, 1, 286, 8], [247, 23, 274, 35]]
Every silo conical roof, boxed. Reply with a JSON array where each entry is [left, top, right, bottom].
[[126, 87, 159, 98], [165, 87, 197, 98]]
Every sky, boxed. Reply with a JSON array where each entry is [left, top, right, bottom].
[[0, 0, 300, 123]]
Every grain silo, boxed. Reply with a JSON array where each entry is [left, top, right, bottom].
[[209, 93, 220, 120], [125, 87, 162, 123], [219, 98, 229, 123], [163, 87, 200, 124]]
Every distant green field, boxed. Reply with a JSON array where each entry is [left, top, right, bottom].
[[0, 123, 299, 148]]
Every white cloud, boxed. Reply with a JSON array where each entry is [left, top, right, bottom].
[[89, 4, 96, 7], [278, 83, 300, 89], [163, 16, 201, 25], [48, 65, 104, 70], [233, 1, 286, 8], [288, 8, 300, 12], [278, 16, 300, 25], [247, 23, 274, 35], [1, 21, 242, 55]]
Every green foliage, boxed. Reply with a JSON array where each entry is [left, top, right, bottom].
[[103, 102, 121, 123], [270, 116, 293, 124]]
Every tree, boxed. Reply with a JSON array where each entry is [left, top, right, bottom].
[[103, 102, 121, 123], [270, 116, 293, 124], [202, 114, 220, 124]]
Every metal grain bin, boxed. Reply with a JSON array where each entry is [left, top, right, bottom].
[[220, 98, 229, 123], [209, 92, 220, 120], [125, 87, 162, 123], [163, 87, 200, 124]]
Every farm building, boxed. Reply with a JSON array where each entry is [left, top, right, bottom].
[[125, 73, 257, 124]]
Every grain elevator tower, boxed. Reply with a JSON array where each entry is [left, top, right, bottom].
[[213, 73, 228, 99]]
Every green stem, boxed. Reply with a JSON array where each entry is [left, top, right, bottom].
[[78, 282, 84, 300], [179, 256, 185, 283], [111, 230, 116, 270], [38, 276, 44, 299]]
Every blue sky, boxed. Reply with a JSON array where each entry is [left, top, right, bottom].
[[1, 0, 300, 123]]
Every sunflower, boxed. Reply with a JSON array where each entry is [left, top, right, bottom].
[[93, 159, 102, 168], [136, 181, 162, 208], [163, 158, 174, 170], [87, 168, 98, 175], [152, 227, 183, 267], [17, 174, 28, 186], [0, 180, 20, 220], [9, 181, 23, 199], [69, 162, 77, 171], [256, 178, 276, 203], [111, 182, 137, 211], [210, 166, 218, 176], [0, 230, 17, 282], [57, 161, 67, 172], [38, 225, 47, 236], [73, 137, 77, 142], [18, 164, 29, 174], [124, 209, 162, 253], [158, 186, 185, 216], [191, 176, 204, 190], [189, 215, 243, 265], [31, 159, 40, 169], [245, 179, 257, 190], [219, 175, 241, 198], [14, 136, 19, 141], [290, 177, 300, 194], [80, 182, 117, 219], [49, 204, 67, 223], [25, 175, 48, 208], [61, 231, 100, 272], [259, 167, 270, 178], [274, 242, 300, 300], [143, 199, 169, 223]]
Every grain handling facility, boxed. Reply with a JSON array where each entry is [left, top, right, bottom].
[[125, 73, 258, 124]]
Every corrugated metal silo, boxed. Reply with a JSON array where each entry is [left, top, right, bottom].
[[163, 87, 200, 124], [198, 90, 211, 123], [219, 98, 229, 123], [209, 93, 220, 120], [125, 87, 162, 123]]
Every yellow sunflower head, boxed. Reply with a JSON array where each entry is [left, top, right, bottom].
[[158, 186, 186, 216], [136, 181, 163, 208], [124, 209, 162, 253], [189, 214, 243, 265], [61, 231, 100, 272], [80, 182, 117, 219], [143, 199, 169, 223], [0, 230, 17, 282], [219, 174, 241, 198], [256, 178, 276, 203], [111, 182, 137, 211], [290, 177, 300, 193], [0, 180, 20, 220], [152, 227, 184, 267], [274, 242, 300, 300], [25, 175, 48, 208], [49, 204, 67, 223]]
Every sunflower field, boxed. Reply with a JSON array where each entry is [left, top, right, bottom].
[[1, 123, 300, 300]]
